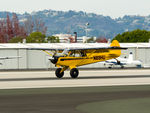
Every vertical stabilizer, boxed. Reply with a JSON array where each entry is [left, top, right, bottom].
[[110, 40, 121, 58], [110, 40, 120, 47], [128, 52, 133, 62]]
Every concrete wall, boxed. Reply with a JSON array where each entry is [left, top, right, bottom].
[[0, 47, 149, 70]]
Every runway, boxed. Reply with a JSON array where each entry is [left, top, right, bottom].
[[0, 69, 150, 113], [0, 69, 150, 89]]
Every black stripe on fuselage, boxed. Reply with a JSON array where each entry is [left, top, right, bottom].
[[60, 58, 90, 61]]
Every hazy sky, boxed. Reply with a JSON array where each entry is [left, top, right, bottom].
[[1, 0, 150, 18]]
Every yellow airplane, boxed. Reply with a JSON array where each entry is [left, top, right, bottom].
[[30, 40, 127, 78]]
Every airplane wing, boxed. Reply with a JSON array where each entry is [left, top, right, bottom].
[[104, 58, 126, 65], [0, 56, 21, 60], [105, 61, 126, 65], [28, 48, 64, 50], [28, 47, 127, 51], [27, 40, 127, 51], [69, 47, 127, 51], [27, 47, 127, 57], [105, 61, 118, 65]]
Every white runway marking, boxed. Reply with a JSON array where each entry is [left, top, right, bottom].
[[0, 69, 150, 89]]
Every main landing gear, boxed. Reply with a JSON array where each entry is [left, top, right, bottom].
[[55, 68, 79, 78], [55, 68, 64, 78], [70, 68, 79, 78]]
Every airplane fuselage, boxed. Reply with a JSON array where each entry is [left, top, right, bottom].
[[56, 49, 121, 69]]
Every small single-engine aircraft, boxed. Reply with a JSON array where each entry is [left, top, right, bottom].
[[103, 52, 142, 68], [29, 40, 127, 78]]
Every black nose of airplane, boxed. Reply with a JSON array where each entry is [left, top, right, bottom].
[[50, 56, 58, 64]]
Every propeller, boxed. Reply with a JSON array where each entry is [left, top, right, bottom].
[[48, 48, 70, 64]]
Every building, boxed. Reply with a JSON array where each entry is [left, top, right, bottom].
[[54, 34, 75, 43], [0, 42, 149, 70]]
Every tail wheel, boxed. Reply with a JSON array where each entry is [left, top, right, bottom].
[[55, 68, 64, 78], [70, 68, 79, 78]]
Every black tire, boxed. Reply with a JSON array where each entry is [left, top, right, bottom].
[[70, 68, 79, 78], [108, 67, 112, 69], [55, 68, 64, 78]]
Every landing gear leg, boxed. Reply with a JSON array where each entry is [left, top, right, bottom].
[[70, 68, 79, 78]]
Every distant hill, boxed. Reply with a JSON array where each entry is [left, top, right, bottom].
[[1, 10, 150, 39]]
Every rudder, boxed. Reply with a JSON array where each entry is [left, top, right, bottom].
[[110, 40, 120, 47], [110, 40, 121, 58]]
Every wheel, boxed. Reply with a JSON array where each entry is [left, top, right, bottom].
[[70, 68, 79, 78], [55, 68, 64, 78], [108, 67, 112, 69]]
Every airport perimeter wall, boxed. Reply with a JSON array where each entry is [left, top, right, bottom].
[[0, 47, 149, 70]]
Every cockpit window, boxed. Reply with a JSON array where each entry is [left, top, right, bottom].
[[69, 50, 86, 57], [80, 51, 86, 57]]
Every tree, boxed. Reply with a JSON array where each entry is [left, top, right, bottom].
[[8, 36, 23, 43], [0, 20, 7, 43], [23, 16, 47, 35], [96, 37, 108, 43], [23, 16, 34, 35], [87, 37, 95, 43], [112, 29, 150, 42], [0, 13, 27, 43], [26, 32, 46, 43], [34, 18, 47, 34], [47, 36, 59, 43], [12, 13, 20, 36], [6, 14, 13, 41]]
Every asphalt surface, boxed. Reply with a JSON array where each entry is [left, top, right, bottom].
[[0, 88, 150, 113], [0, 69, 150, 113], [0, 69, 150, 89]]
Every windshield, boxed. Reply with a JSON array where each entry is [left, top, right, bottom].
[[69, 50, 86, 57]]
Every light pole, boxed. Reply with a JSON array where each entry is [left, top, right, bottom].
[[85, 23, 90, 43], [85, 23, 89, 37]]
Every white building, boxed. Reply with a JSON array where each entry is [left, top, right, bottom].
[[54, 34, 75, 43], [0, 42, 149, 69]]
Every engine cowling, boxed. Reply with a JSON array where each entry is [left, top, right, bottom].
[[50, 57, 58, 64]]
